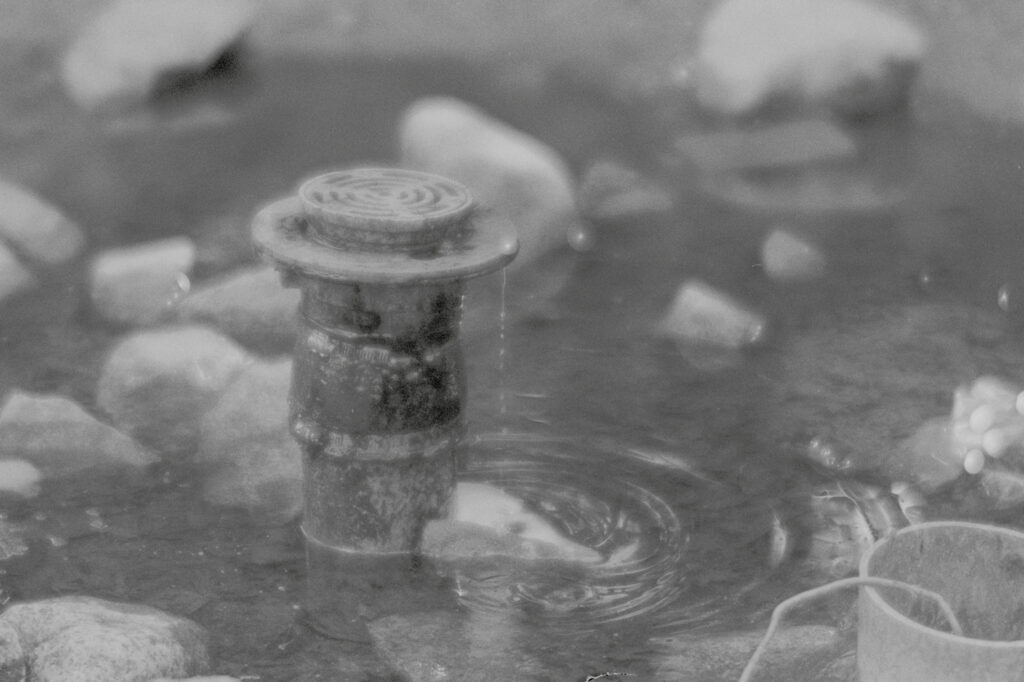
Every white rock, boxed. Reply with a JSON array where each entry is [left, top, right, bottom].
[[0, 241, 36, 306], [0, 391, 156, 477], [96, 326, 252, 454], [89, 237, 195, 327], [657, 279, 766, 350], [576, 161, 675, 223], [422, 482, 601, 564], [61, 0, 257, 111], [0, 619, 25, 681], [398, 97, 578, 270], [175, 266, 299, 352], [196, 359, 301, 522], [695, 0, 926, 117], [0, 459, 41, 498], [1, 596, 209, 682], [0, 179, 85, 265], [760, 229, 826, 281]]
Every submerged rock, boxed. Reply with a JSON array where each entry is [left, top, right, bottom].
[[0, 179, 85, 266], [0, 391, 155, 478], [196, 359, 301, 522], [61, 0, 256, 111], [89, 237, 195, 327], [422, 482, 601, 564], [577, 160, 674, 223], [695, 0, 925, 117], [657, 279, 766, 350], [0, 460, 41, 499], [175, 266, 299, 353], [760, 229, 826, 282], [1, 596, 209, 682], [0, 242, 36, 307], [0, 619, 25, 682], [96, 326, 251, 455]]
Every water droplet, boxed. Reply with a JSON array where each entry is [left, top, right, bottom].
[[567, 225, 595, 252], [964, 448, 986, 474], [500, 236, 518, 255]]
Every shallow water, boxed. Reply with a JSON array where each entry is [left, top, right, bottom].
[[3, 44, 1024, 680]]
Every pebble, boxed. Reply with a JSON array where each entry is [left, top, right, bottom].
[[576, 160, 674, 223], [175, 266, 299, 353], [695, 0, 925, 117], [0, 179, 85, 266], [1, 596, 210, 682], [196, 359, 302, 522], [89, 237, 196, 327], [0, 391, 156, 478], [95, 326, 251, 455], [760, 228, 826, 282], [0, 242, 36, 307], [0, 460, 41, 498], [61, 0, 257, 111], [657, 279, 766, 350]]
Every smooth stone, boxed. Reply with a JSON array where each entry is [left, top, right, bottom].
[[657, 279, 766, 350], [695, 0, 925, 117], [1, 596, 209, 682], [652, 625, 843, 680], [0, 391, 156, 477], [96, 326, 252, 455], [89, 237, 195, 327], [422, 482, 601, 564], [0, 619, 25, 682], [398, 96, 577, 271], [576, 160, 674, 223], [0, 242, 36, 306], [0, 179, 85, 266], [196, 359, 301, 522], [175, 266, 299, 353], [0, 460, 41, 498], [677, 118, 856, 173], [61, 0, 256, 111], [761, 229, 827, 282], [889, 419, 962, 493]]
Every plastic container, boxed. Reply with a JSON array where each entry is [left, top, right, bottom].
[[858, 521, 1024, 681]]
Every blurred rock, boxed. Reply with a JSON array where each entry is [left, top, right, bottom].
[[577, 160, 674, 224], [96, 326, 252, 455], [0, 619, 25, 682], [0, 460, 41, 499], [61, 0, 256, 111], [761, 229, 826, 282], [1, 596, 209, 682], [89, 237, 195, 327], [175, 266, 299, 353], [0, 391, 156, 478], [422, 482, 601, 564], [196, 359, 301, 522], [0, 179, 85, 266], [695, 0, 925, 117], [890, 419, 962, 492], [657, 279, 766, 350], [652, 625, 843, 680], [0, 243, 36, 307]]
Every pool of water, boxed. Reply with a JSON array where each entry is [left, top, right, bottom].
[[2, 33, 1024, 681]]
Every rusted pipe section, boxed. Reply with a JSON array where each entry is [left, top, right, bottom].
[[252, 167, 517, 553]]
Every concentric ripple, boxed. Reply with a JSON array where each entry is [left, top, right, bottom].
[[446, 436, 691, 627]]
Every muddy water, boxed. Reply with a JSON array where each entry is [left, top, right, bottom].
[[2, 49, 1024, 680]]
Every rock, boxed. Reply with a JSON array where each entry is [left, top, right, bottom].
[[0, 619, 25, 682], [0, 520, 30, 564], [1, 596, 209, 682], [89, 237, 196, 327], [652, 625, 843, 680], [576, 160, 674, 223], [657, 279, 766, 350], [96, 326, 252, 455], [196, 359, 302, 522], [891, 419, 962, 493], [61, 0, 256, 111], [695, 0, 925, 117], [760, 229, 826, 282], [0, 391, 156, 477], [676, 118, 856, 173], [422, 482, 601, 564], [0, 243, 36, 307], [0, 460, 41, 498], [0, 179, 85, 266], [175, 266, 299, 353], [398, 96, 577, 270]]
